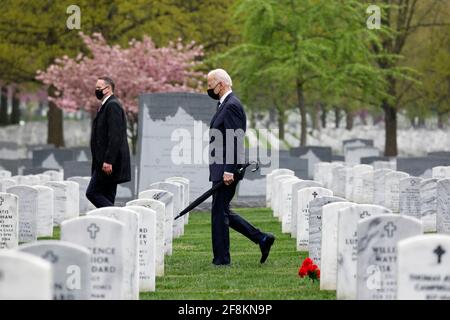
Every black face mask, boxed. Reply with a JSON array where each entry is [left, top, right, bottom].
[[95, 87, 107, 100], [207, 83, 220, 100]]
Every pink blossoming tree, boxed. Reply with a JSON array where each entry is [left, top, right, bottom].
[[37, 32, 204, 154]]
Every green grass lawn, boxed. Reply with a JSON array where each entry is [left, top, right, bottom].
[[41, 208, 335, 300]]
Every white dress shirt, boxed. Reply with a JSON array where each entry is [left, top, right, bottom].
[[98, 94, 112, 112]]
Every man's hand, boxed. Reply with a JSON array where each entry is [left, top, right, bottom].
[[102, 162, 113, 175], [223, 172, 234, 185]]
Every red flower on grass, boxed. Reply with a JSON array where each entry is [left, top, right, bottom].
[[298, 257, 320, 282]]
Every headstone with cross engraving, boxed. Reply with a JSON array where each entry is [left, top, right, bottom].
[[420, 178, 438, 232], [61, 216, 125, 300], [136, 190, 172, 258], [127, 198, 166, 276], [0, 250, 52, 300], [296, 187, 333, 251], [126, 206, 156, 292], [87, 208, 139, 300], [336, 204, 392, 300], [399, 177, 423, 219], [149, 182, 183, 238], [6, 185, 39, 243], [290, 180, 323, 239], [397, 234, 450, 300], [356, 214, 423, 300], [319, 201, 354, 290], [34, 185, 54, 237], [384, 171, 410, 213], [266, 169, 294, 208], [0, 193, 19, 249], [308, 196, 347, 268], [18, 240, 91, 300], [437, 179, 450, 234]]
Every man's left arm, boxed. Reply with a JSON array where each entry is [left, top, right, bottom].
[[103, 102, 124, 172], [223, 103, 244, 184]]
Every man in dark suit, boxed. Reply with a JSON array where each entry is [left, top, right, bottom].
[[86, 76, 131, 208], [207, 69, 275, 266]]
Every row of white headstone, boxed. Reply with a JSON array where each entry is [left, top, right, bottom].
[[0, 170, 191, 300], [266, 164, 450, 300]]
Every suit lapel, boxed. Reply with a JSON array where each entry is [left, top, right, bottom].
[[210, 93, 233, 128]]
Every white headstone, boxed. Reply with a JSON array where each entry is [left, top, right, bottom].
[[356, 214, 423, 300], [0, 178, 17, 192], [344, 167, 354, 201], [336, 204, 392, 300], [0, 192, 19, 249], [308, 196, 347, 268], [320, 201, 355, 290], [18, 240, 91, 300], [68, 177, 95, 215], [150, 182, 183, 238], [136, 190, 172, 258], [272, 175, 297, 217], [432, 166, 447, 179], [43, 170, 64, 181], [34, 185, 54, 238], [384, 171, 410, 213], [0, 250, 53, 300], [126, 206, 157, 292], [61, 216, 125, 300], [127, 198, 166, 276], [373, 169, 393, 206], [266, 169, 294, 208], [166, 177, 190, 224], [7, 185, 39, 243], [437, 179, 450, 234], [399, 177, 423, 219], [86, 207, 139, 300], [296, 187, 333, 251], [290, 180, 323, 238], [45, 181, 79, 225], [0, 170, 12, 179], [279, 177, 300, 232], [397, 234, 450, 300], [352, 165, 373, 204], [420, 178, 438, 232]]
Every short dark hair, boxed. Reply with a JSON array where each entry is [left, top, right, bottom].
[[98, 76, 115, 92]]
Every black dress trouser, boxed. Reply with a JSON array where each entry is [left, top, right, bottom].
[[211, 180, 265, 265]]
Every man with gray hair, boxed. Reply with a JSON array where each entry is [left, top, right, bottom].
[[207, 68, 275, 266]]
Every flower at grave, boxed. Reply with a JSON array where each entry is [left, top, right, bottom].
[[298, 257, 320, 282]]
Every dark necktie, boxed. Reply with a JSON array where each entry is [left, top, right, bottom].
[[216, 101, 221, 112]]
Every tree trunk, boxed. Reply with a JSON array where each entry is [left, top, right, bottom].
[[320, 103, 327, 128], [0, 86, 8, 126], [382, 100, 398, 156], [276, 107, 285, 140], [47, 86, 65, 147], [334, 106, 341, 128], [10, 87, 21, 124], [296, 79, 307, 146], [346, 111, 354, 130], [437, 112, 447, 129]]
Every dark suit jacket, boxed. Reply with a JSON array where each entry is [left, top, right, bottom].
[[90, 95, 131, 184], [209, 92, 246, 182]]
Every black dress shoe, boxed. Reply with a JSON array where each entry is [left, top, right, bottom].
[[259, 233, 275, 264]]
